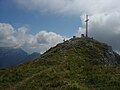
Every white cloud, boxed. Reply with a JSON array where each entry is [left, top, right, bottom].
[[36, 31, 63, 44], [0, 23, 64, 53], [0, 23, 15, 38], [0, 23, 18, 47], [14, 0, 120, 15], [12, 0, 120, 52]]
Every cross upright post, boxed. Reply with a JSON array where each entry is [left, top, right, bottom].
[[85, 15, 89, 37]]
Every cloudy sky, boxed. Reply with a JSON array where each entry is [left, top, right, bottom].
[[0, 0, 120, 54]]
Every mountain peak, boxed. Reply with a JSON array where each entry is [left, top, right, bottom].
[[0, 37, 120, 90], [38, 37, 119, 65]]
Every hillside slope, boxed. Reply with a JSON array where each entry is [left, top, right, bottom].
[[0, 37, 120, 90]]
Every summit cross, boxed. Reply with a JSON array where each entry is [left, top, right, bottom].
[[85, 15, 89, 37]]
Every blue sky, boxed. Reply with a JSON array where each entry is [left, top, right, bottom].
[[0, 0, 82, 37], [0, 0, 120, 54]]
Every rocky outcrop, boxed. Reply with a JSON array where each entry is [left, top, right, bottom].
[[103, 46, 118, 65]]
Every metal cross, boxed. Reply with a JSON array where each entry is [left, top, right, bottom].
[[85, 15, 89, 37]]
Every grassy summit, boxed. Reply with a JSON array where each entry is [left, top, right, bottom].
[[0, 37, 120, 90]]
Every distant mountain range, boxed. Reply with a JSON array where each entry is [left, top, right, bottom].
[[0, 47, 40, 67]]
